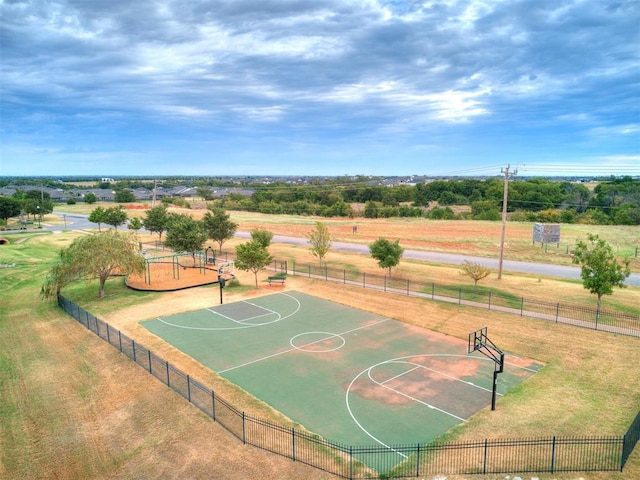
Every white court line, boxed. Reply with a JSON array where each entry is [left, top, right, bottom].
[[368, 368, 467, 422], [206, 304, 279, 323], [379, 365, 422, 385], [218, 316, 391, 374], [380, 360, 499, 396], [345, 353, 537, 455], [157, 293, 302, 331]]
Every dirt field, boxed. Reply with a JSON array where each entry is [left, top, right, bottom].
[[126, 262, 222, 291]]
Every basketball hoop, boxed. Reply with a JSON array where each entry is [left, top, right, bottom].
[[468, 327, 505, 411]]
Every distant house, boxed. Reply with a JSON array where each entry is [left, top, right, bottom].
[[101, 178, 115, 183]]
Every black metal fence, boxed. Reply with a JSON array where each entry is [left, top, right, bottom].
[[57, 294, 639, 478], [280, 260, 640, 338]]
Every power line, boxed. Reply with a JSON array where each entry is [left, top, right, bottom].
[[498, 165, 517, 280]]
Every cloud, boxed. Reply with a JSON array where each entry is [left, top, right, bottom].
[[1, 0, 638, 176]]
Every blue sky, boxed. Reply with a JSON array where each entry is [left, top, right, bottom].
[[1, 0, 639, 177]]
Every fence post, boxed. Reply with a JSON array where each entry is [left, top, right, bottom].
[[211, 390, 216, 421], [187, 375, 191, 402], [166, 361, 170, 386], [242, 412, 246, 444], [555, 303, 560, 323], [488, 291, 492, 310], [551, 436, 556, 473], [106, 324, 111, 345], [292, 427, 296, 462], [483, 438, 488, 474], [458, 287, 462, 305], [132, 340, 136, 362], [349, 445, 353, 480], [363, 272, 366, 288], [407, 279, 410, 296], [431, 282, 435, 299], [384, 276, 387, 292], [520, 298, 524, 316], [415, 443, 421, 477], [344, 269, 346, 284], [118, 330, 122, 352], [308, 264, 311, 278], [325, 264, 328, 281], [148, 350, 152, 373]]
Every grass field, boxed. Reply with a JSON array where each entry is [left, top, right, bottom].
[[52, 202, 640, 267], [2, 215, 640, 479]]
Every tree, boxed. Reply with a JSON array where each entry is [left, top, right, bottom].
[[114, 189, 136, 203], [235, 240, 274, 287], [250, 229, 273, 248], [88, 206, 107, 231], [364, 201, 382, 218], [203, 208, 238, 252], [22, 190, 54, 220], [103, 206, 128, 230], [308, 221, 332, 264], [143, 205, 169, 242], [197, 187, 214, 201], [369, 238, 404, 276], [460, 261, 492, 287], [571, 233, 631, 316], [128, 217, 143, 232], [41, 230, 145, 299], [83, 192, 97, 204], [0, 196, 21, 224], [164, 214, 207, 264]]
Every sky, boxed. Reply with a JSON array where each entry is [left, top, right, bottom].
[[1, 0, 639, 178]]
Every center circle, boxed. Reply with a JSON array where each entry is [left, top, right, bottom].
[[290, 331, 346, 353]]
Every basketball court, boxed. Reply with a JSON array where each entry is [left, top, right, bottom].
[[141, 291, 544, 470]]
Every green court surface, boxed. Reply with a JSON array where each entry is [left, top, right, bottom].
[[142, 291, 543, 460]]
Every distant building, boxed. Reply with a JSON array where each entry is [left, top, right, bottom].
[[101, 178, 115, 183]]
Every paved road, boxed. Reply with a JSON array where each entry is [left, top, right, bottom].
[[237, 231, 640, 287], [25, 213, 640, 287]]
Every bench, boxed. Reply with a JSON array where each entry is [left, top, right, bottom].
[[267, 276, 286, 286]]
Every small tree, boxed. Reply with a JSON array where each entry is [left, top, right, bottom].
[[164, 214, 207, 265], [41, 230, 145, 299], [203, 208, 238, 252], [143, 205, 169, 242], [460, 261, 492, 287], [251, 229, 273, 248], [369, 238, 404, 277], [88, 206, 107, 231], [308, 221, 332, 264], [571, 233, 631, 316], [114, 189, 136, 203], [104, 206, 128, 230], [0, 196, 21, 225], [128, 217, 143, 232], [83, 192, 97, 204], [235, 240, 274, 287], [197, 187, 214, 201]]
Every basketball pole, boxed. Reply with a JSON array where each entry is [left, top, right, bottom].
[[491, 351, 505, 411]]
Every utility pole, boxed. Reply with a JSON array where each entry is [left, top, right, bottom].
[[497, 165, 516, 279]]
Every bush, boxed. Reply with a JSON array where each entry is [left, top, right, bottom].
[[428, 206, 456, 220]]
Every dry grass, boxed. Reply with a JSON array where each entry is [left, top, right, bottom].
[[4, 214, 640, 480], [0, 234, 336, 480]]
